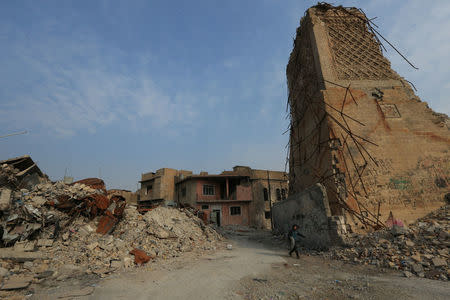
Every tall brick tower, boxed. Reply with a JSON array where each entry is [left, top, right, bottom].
[[287, 4, 449, 233]]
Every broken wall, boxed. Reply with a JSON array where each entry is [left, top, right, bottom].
[[287, 9, 337, 212], [272, 184, 345, 248], [287, 5, 450, 235]]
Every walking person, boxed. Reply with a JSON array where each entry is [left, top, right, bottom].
[[288, 224, 304, 258]]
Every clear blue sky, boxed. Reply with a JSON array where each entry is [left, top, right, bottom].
[[1, 1, 448, 191]]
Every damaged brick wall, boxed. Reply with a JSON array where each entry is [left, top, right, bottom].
[[287, 4, 450, 235]]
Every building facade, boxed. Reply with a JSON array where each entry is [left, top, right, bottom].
[[139, 168, 192, 206], [175, 166, 288, 228], [175, 173, 252, 226]]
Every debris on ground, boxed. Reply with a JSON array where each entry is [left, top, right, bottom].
[[130, 249, 151, 265], [0, 155, 48, 191], [0, 165, 222, 293], [324, 205, 449, 281]]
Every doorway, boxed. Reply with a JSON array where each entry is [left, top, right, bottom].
[[212, 209, 221, 227]]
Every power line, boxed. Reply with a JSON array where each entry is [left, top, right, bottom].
[[0, 131, 28, 139]]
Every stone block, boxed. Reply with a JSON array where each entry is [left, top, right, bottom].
[[432, 257, 447, 267], [1, 275, 33, 290], [0, 188, 12, 211], [37, 239, 53, 247]]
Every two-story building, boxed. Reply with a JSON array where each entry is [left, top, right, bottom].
[[175, 173, 253, 226], [175, 166, 289, 228], [139, 168, 192, 207]]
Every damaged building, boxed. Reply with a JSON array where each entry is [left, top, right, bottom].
[[273, 4, 449, 247], [0, 155, 48, 190], [107, 189, 138, 206], [175, 166, 288, 228], [139, 168, 193, 209]]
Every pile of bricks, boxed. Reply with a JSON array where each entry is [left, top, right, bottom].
[[324, 205, 449, 281]]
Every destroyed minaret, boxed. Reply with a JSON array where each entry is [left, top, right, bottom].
[[287, 5, 449, 232]]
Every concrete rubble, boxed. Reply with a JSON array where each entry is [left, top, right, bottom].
[[0, 165, 222, 293], [323, 205, 449, 281]]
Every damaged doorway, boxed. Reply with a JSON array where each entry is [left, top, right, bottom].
[[211, 209, 221, 227]]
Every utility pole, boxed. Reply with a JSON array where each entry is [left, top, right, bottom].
[[267, 170, 273, 230], [0, 131, 27, 139]]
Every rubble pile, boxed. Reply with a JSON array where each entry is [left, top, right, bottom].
[[114, 206, 221, 256], [0, 207, 221, 285], [0, 172, 222, 291], [0, 178, 122, 247], [325, 205, 449, 281], [0, 164, 20, 188], [19, 205, 221, 281]]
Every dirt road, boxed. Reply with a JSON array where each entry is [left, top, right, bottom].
[[33, 230, 449, 299]]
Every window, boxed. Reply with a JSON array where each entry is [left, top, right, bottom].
[[263, 188, 268, 201], [265, 211, 271, 219], [181, 187, 186, 197], [230, 206, 241, 216], [281, 189, 286, 200], [203, 185, 215, 195], [276, 188, 281, 201], [146, 185, 152, 195], [201, 205, 209, 210]]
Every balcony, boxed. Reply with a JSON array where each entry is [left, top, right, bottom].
[[196, 184, 252, 202]]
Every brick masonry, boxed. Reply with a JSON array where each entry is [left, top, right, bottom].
[[287, 5, 449, 235]]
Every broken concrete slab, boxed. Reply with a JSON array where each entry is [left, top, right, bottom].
[[123, 256, 133, 268], [57, 264, 85, 278], [110, 259, 122, 269], [391, 225, 408, 236], [1, 275, 33, 290], [0, 267, 9, 277], [148, 226, 171, 239], [0, 188, 12, 211], [14, 241, 36, 252], [31, 196, 47, 207], [0, 249, 46, 262], [37, 239, 54, 247], [56, 286, 95, 298], [36, 270, 54, 279], [23, 261, 33, 270], [403, 271, 413, 278], [405, 240, 415, 247], [432, 257, 447, 267], [411, 254, 421, 262], [86, 242, 99, 251]]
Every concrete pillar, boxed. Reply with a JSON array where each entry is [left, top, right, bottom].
[[226, 178, 229, 200]]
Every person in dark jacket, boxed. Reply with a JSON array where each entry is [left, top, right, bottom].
[[288, 224, 305, 258]]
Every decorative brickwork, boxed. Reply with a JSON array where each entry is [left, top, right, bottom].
[[316, 8, 398, 80]]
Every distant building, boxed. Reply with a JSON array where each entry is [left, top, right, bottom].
[[175, 166, 288, 228], [139, 168, 193, 207]]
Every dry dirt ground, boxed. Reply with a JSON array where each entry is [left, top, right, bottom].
[[31, 230, 449, 300]]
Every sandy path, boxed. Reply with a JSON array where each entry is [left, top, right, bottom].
[[81, 234, 283, 299], [32, 231, 450, 300]]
